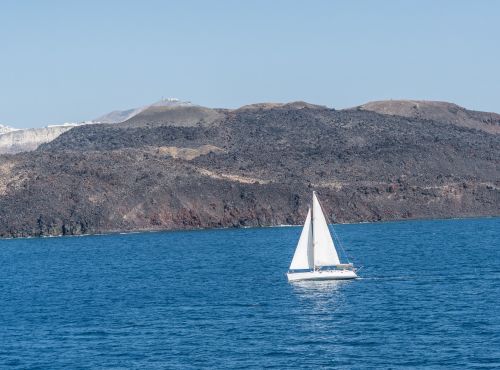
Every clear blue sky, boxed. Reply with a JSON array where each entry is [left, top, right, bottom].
[[1, 0, 499, 128]]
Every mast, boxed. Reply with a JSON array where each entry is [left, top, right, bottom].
[[312, 191, 315, 270]]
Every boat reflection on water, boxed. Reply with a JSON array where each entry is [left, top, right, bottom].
[[289, 280, 354, 335], [290, 280, 351, 309]]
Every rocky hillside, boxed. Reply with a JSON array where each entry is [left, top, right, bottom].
[[0, 100, 498, 237], [119, 103, 224, 129], [358, 100, 500, 134], [90, 97, 189, 124]]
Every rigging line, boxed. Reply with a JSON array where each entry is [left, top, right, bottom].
[[332, 227, 353, 263], [331, 226, 352, 263]]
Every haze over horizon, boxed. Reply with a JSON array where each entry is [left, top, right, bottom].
[[1, 0, 499, 128]]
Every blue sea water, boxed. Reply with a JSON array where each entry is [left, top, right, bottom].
[[0, 218, 499, 369]]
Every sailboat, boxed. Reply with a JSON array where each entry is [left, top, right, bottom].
[[287, 192, 358, 282]]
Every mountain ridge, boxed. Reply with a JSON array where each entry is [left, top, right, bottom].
[[356, 100, 500, 134], [0, 99, 200, 154]]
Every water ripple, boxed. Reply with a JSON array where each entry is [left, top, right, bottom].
[[0, 218, 499, 368]]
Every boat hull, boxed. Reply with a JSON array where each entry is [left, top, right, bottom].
[[287, 269, 358, 282]]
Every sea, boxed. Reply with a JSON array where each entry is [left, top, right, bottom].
[[0, 218, 499, 369]]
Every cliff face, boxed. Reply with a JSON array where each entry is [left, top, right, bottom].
[[0, 101, 498, 238], [0, 126, 76, 154], [0, 124, 17, 135]]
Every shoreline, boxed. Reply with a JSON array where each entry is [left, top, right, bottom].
[[1, 214, 498, 241]]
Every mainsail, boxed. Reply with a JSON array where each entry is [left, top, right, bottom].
[[289, 192, 341, 271], [312, 192, 341, 266], [289, 208, 313, 270]]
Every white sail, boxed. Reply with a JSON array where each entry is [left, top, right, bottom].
[[289, 208, 314, 270], [312, 192, 341, 267]]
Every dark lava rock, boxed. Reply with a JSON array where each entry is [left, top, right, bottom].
[[0, 101, 498, 238]]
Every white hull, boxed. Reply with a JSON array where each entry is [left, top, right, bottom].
[[287, 269, 358, 282]]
